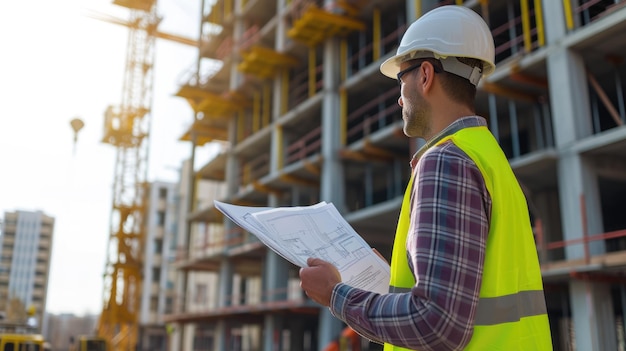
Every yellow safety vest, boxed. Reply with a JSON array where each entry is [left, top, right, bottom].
[[385, 126, 552, 350]]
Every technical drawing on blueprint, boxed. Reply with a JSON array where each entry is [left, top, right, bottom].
[[215, 200, 390, 294]]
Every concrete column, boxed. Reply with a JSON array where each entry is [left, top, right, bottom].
[[215, 320, 228, 351], [276, 0, 288, 51], [405, 0, 417, 22], [263, 314, 283, 351], [231, 9, 245, 89], [546, 22, 612, 351], [262, 249, 289, 351], [546, 47, 598, 255], [262, 2, 297, 350], [273, 0, 286, 170], [548, 46, 605, 255], [178, 156, 195, 351], [569, 280, 617, 351], [320, 37, 345, 211], [213, 260, 233, 351], [419, 0, 439, 18], [218, 260, 233, 307], [547, 49, 592, 145], [541, 0, 568, 44], [226, 117, 239, 197], [318, 34, 346, 351]]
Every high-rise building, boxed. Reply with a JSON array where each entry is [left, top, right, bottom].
[[0, 210, 54, 331], [137, 181, 179, 351], [168, 157, 228, 351], [44, 312, 99, 351], [164, 1, 626, 350]]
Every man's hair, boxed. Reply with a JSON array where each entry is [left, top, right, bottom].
[[417, 57, 481, 109]]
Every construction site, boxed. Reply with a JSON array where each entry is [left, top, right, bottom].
[[80, 0, 626, 350]]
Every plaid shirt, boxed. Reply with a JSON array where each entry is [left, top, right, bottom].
[[331, 117, 492, 351]]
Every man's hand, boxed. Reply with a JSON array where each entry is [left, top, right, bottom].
[[299, 257, 342, 307]]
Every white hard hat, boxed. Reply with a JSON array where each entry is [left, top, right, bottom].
[[380, 5, 495, 85]]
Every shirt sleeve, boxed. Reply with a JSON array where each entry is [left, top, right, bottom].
[[330, 141, 491, 351]]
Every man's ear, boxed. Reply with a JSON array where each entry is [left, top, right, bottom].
[[420, 61, 436, 93]]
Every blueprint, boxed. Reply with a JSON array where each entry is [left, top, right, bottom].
[[214, 200, 390, 295]]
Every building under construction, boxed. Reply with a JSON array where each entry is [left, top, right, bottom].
[[163, 0, 626, 350]]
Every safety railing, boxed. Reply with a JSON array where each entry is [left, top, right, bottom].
[[484, 95, 554, 159], [236, 25, 261, 53], [171, 278, 306, 317], [380, 22, 408, 63], [537, 226, 626, 267], [344, 11, 406, 78], [176, 58, 224, 89], [285, 126, 322, 166], [567, 0, 626, 30], [235, 87, 273, 146], [345, 86, 401, 145], [491, 1, 545, 64], [215, 37, 234, 60], [534, 195, 626, 267], [287, 63, 323, 110], [344, 162, 409, 212], [239, 153, 271, 190], [178, 226, 262, 264]]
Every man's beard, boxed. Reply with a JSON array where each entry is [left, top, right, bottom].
[[402, 89, 431, 139]]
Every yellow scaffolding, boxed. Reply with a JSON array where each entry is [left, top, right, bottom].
[[179, 119, 229, 145], [237, 46, 299, 79], [288, 5, 365, 46]]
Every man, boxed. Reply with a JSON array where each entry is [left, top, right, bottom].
[[299, 5, 552, 350]]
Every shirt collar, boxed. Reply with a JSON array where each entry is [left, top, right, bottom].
[[410, 116, 487, 169]]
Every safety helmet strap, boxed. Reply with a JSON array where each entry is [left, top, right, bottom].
[[440, 57, 483, 86], [400, 51, 484, 86]]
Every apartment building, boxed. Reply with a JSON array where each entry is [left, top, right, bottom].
[[168, 157, 229, 350], [164, 0, 626, 350], [136, 181, 179, 351], [0, 210, 54, 332]]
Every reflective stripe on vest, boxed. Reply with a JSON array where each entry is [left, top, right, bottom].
[[388, 287, 547, 326], [384, 126, 552, 351]]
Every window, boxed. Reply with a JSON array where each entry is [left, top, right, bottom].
[[157, 211, 166, 226], [150, 296, 158, 311], [194, 283, 207, 305], [20, 344, 41, 351], [165, 297, 173, 314], [154, 239, 163, 254], [85, 340, 106, 351], [148, 335, 165, 351], [152, 267, 161, 282], [4, 342, 15, 351], [158, 187, 167, 199]]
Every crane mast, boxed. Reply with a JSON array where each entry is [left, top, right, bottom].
[[98, 0, 158, 349]]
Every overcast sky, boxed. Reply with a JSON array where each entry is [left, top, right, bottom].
[[0, 0, 213, 315]]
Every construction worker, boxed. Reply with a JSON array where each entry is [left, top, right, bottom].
[[299, 5, 552, 350]]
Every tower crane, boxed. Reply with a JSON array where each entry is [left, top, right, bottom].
[[88, 1, 195, 350]]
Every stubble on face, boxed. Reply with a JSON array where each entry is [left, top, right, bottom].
[[402, 84, 431, 139]]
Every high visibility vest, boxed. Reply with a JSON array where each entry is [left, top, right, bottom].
[[385, 126, 552, 350]]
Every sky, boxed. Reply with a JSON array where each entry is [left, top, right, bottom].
[[0, 0, 213, 316]]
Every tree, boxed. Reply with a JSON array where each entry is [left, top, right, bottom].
[[6, 297, 27, 323]]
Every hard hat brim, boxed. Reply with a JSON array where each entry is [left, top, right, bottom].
[[380, 55, 400, 79]]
